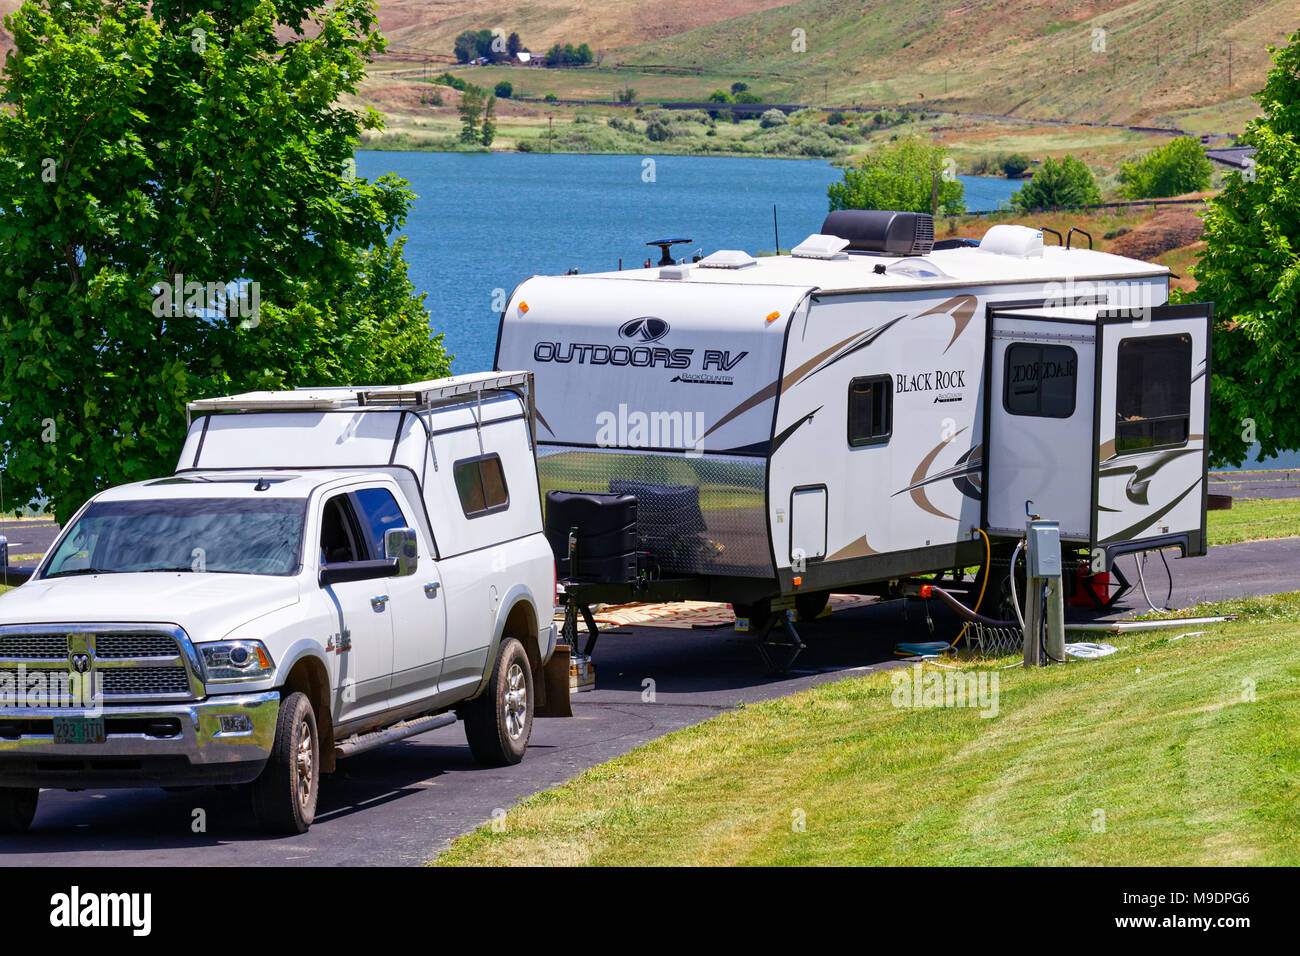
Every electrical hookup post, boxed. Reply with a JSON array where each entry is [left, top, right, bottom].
[[1023, 517, 1067, 667]]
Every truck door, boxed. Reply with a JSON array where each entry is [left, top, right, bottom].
[[1093, 304, 1212, 558], [318, 492, 393, 723], [349, 486, 447, 711]]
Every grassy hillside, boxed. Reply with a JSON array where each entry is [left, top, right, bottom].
[[617, 0, 1294, 129]]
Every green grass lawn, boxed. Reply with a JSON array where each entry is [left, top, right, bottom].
[[435, 592, 1300, 866], [1208, 497, 1300, 546]]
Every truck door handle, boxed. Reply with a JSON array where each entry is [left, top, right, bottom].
[[371, 594, 389, 610], [424, 583, 440, 598]]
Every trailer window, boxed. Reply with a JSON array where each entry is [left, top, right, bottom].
[[848, 376, 892, 447], [1115, 333, 1192, 453], [454, 454, 510, 517], [1004, 343, 1077, 418]]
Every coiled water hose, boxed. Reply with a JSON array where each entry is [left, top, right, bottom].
[[894, 529, 998, 657]]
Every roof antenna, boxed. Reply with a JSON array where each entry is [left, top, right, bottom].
[[254, 477, 271, 492]]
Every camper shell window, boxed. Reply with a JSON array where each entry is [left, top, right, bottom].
[[848, 375, 893, 447], [1004, 343, 1078, 418], [454, 454, 510, 518], [1115, 333, 1192, 453]]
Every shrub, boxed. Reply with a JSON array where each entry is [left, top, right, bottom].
[[494, 81, 513, 98], [759, 108, 788, 128], [1119, 137, 1215, 199]]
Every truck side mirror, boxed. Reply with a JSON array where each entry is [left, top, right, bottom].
[[384, 527, 419, 577]]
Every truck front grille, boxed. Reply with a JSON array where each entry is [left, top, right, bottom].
[[100, 666, 192, 697], [0, 625, 203, 703]]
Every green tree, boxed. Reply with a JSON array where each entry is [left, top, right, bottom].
[[494, 80, 512, 99], [506, 31, 522, 58], [480, 94, 497, 146], [1194, 30, 1300, 466], [827, 137, 965, 216], [458, 85, 484, 143], [1002, 153, 1030, 177], [730, 81, 749, 95], [1010, 155, 1102, 210], [453, 30, 478, 63], [0, 0, 449, 517], [1119, 136, 1214, 199]]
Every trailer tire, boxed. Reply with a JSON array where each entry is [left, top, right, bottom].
[[795, 590, 830, 622], [463, 637, 533, 767], [251, 691, 319, 835], [0, 786, 38, 833]]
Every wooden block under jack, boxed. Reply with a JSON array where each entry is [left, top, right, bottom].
[[569, 653, 596, 693]]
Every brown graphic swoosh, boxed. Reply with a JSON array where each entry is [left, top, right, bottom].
[[828, 535, 877, 561], [905, 427, 968, 521], [702, 381, 779, 440], [916, 294, 977, 355], [535, 405, 555, 437]]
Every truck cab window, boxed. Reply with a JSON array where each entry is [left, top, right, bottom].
[[848, 375, 892, 446], [454, 454, 509, 517], [1115, 333, 1192, 453], [320, 494, 364, 563], [1004, 343, 1077, 418], [350, 487, 411, 558]]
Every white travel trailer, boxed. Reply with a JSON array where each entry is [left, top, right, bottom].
[[495, 212, 1212, 665]]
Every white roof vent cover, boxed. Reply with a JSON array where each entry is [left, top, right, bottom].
[[792, 233, 851, 260], [697, 249, 757, 269], [980, 224, 1044, 258]]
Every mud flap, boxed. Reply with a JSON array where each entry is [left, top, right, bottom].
[[535, 644, 573, 718]]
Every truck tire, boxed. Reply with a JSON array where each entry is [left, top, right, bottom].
[[463, 637, 533, 766], [251, 691, 319, 835], [0, 786, 38, 833]]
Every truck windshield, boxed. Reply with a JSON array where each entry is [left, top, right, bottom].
[[44, 498, 307, 577]]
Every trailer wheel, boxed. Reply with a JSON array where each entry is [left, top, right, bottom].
[[464, 637, 533, 766], [0, 786, 38, 833], [795, 590, 830, 622], [251, 691, 319, 835]]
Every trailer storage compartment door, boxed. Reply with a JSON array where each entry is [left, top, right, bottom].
[[1093, 304, 1212, 558]]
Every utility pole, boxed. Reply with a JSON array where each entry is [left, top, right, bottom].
[[1227, 42, 1232, 89]]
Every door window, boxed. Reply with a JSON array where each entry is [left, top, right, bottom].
[[1115, 333, 1192, 453], [1004, 343, 1078, 418], [350, 487, 411, 559], [320, 494, 365, 564]]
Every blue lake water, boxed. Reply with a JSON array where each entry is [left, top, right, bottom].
[[354, 152, 1020, 374]]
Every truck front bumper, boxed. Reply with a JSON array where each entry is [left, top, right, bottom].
[[0, 691, 280, 789]]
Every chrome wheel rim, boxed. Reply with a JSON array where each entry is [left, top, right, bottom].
[[504, 663, 528, 740], [295, 719, 315, 811]]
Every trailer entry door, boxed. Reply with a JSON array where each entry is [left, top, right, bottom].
[[985, 307, 1097, 541]]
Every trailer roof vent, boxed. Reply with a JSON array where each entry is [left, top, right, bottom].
[[820, 210, 935, 256], [697, 249, 758, 269], [791, 234, 850, 260], [980, 224, 1044, 258]]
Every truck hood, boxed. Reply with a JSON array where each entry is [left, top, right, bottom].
[[0, 573, 301, 644]]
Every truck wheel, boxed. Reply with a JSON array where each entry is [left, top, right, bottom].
[[251, 691, 319, 835], [463, 637, 533, 767], [0, 787, 38, 833]]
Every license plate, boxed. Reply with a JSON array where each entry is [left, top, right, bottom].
[[53, 716, 106, 744]]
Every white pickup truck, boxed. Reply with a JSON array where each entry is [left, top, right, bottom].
[[0, 372, 566, 834]]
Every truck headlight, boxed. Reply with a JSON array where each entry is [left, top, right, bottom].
[[199, 641, 275, 681]]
